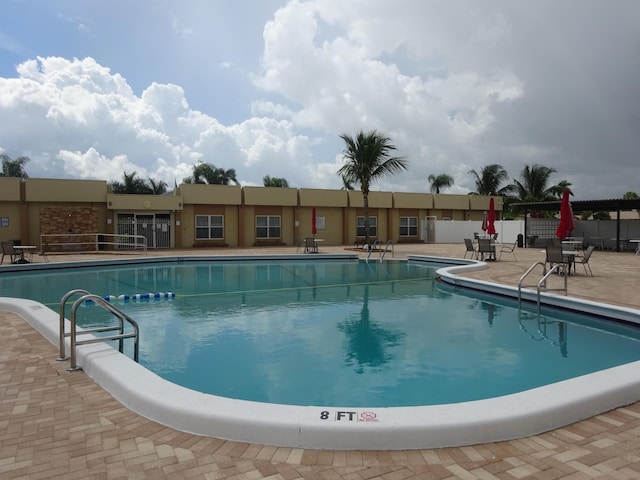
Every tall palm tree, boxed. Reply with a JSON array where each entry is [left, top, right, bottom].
[[148, 178, 168, 195], [340, 174, 355, 190], [428, 173, 454, 194], [0, 153, 30, 180], [468, 164, 512, 196], [212, 167, 239, 185], [183, 162, 239, 185], [337, 130, 408, 245], [263, 175, 289, 188], [110, 171, 153, 194], [509, 164, 571, 217]]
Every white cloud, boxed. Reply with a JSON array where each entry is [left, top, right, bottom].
[[2, 1, 640, 198], [0, 56, 315, 187]]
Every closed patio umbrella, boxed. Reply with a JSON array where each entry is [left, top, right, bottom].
[[486, 198, 496, 236], [312, 207, 317, 236], [555, 189, 575, 239], [481, 211, 488, 232]]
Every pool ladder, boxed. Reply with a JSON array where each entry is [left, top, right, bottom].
[[517, 261, 568, 316], [57, 289, 140, 371], [366, 240, 393, 263]]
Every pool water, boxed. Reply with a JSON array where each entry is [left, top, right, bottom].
[[2, 259, 640, 407]]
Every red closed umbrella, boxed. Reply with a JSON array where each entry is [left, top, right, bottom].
[[555, 189, 575, 239], [486, 198, 496, 235], [311, 207, 317, 236]]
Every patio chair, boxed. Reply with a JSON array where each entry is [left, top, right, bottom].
[[1, 241, 17, 264], [477, 238, 495, 261], [463, 238, 477, 259], [38, 240, 50, 262], [498, 240, 518, 261], [574, 245, 595, 276], [304, 237, 318, 254], [545, 245, 572, 275]]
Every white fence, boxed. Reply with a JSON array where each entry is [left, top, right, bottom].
[[424, 218, 640, 250], [424, 219, 524, 244]]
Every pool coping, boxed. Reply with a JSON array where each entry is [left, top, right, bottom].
[[2, 255, 640, 450]]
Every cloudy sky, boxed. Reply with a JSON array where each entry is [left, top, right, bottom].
[[1, 0, 639, 199]]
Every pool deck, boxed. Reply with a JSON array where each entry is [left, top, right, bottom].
[[1, 244, 639, 479]]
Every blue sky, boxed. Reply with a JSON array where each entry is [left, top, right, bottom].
[[1, 0, 640, 199]]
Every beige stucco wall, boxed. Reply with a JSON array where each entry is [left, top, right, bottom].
[[240, 205, 296, 247], [393, 192, 434, 209], [0, 178, 23, 243], [298, 188, 348, 207], [106, 194, 183, 211], [0, 203, 22, 243], [178, 184, 241, 205], [347, 190, 393, 208], [243, 186, 298, 206], [468, 195, 503, 211], [179, 204, 239, 248], [296, 206, 344, 245], [25, 178, 108, 202], [433, 194, 470, 210], [0, 178, 21, 201]]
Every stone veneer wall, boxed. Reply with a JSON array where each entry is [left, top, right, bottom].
[[39, 207, 99, 252]]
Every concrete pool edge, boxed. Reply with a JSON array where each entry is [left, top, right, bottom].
[[2, 256, 640, 450]]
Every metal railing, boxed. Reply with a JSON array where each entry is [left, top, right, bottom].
[[365, 240, 378, 263], [57, 289, 140, 371], [518, 261, 568, 316], [41, 233, 147, 254], [380, 240, 393, 262]]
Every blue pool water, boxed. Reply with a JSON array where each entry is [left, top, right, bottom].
[[2, 259, 640, 407]]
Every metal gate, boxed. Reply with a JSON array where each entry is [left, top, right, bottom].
[[116, 213, 171, 249]]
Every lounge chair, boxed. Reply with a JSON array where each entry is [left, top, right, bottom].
[[498, 240, 518, 261], [463, 238, 477, 259], [574, 245, 595, 276]]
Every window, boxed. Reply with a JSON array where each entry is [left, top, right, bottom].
[[256, 215, 281, 239], [356, 216, 377, 237], [195, 215, 224, 240], [399, 216, 418, 237]]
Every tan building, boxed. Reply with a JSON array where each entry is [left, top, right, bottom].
[[0, 177, 501, 250]]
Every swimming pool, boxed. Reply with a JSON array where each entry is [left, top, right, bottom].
[[2, 254, 640, 449]]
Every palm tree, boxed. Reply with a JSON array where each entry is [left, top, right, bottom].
[[337, 130, 408, 245], [148, 178, 168, 195], [183, 162, 239, 185], [263, 175, 289, 188], [110, 171, 154, 194], [0, 153, 30, 180], [509, 164, 571, 217], [468, 164, 512, 196], [340, 174, 355, 190], [428, 174, 454, 194], [212, 167, 239, 185]]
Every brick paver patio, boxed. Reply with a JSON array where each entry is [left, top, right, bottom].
[[2, 244, 639, 479]]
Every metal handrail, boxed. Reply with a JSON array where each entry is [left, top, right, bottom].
[[365, 240, 379, 263], [517, 261, 547, 309], [57, 289, 92, 360], [41, 232, 147, 254], [380, 240, 393, 263], [59, 291, 140, 371], [536, 264, 568, 316]]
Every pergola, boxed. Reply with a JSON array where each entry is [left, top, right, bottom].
[[512, 198, 640, 252]]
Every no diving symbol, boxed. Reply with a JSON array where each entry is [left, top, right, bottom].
[[359, 411, 378, 422]]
